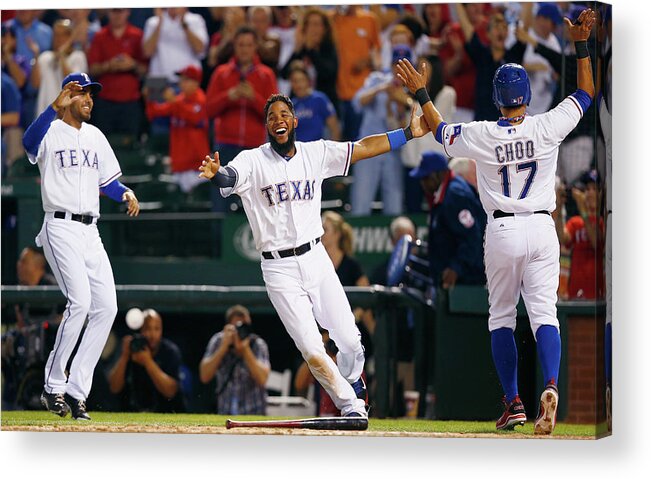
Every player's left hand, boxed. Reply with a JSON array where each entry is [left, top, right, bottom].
[[441, 268, 458, 290], [123, 190, 140, 217], [395, 59, 428, 94], [408, 104, 430, 138]]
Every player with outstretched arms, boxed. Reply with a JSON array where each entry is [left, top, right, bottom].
[[396, 8, 596, 435], [199, 88, 429, 423]]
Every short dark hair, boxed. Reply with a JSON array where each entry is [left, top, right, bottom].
[[225, 304, 250, 323], [263, 94, 295, 121], [234, 25, 258, 42]]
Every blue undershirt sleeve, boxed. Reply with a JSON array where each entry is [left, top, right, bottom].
[[435, 122, 447, 144], [100, 179, 129, 202], [22, 105, 58, 157], [570, 89, 592, 114]]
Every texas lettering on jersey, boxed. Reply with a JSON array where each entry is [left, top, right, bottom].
[[260, 179, 316, 206], [53, 149, 100, 169]]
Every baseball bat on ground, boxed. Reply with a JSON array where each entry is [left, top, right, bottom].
[[225, 416, 368, 431]]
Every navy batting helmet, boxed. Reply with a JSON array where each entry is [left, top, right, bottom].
[[492, 63, 531, 110]]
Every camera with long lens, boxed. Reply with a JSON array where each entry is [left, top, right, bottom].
[[130, 333, 148, 352]]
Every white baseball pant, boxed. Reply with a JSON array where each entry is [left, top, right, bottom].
[[37, 215, 117, 400], [484, 213, 560, 335], [262, 241, 366, 416]]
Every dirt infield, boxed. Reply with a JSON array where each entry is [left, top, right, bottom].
[[2, 423, 590, 439]]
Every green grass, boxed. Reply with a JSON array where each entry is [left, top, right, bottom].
[[1, 411, 606, 438]]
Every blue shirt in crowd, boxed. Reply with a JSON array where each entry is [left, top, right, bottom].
[[292, 90, 336, 142]]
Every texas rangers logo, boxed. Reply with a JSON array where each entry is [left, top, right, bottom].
[[447, 125, 462, 146], [458, 209, 475, 228]]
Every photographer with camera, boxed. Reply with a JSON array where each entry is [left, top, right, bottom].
[[199, 305, 270, 415], [107, 309, 185, 412]]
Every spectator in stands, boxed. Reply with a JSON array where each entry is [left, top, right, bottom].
[[108, 309, 186, 412], [321, 211, 375, 375], [145, 65, 210, 193], [516, 5, 596, 185], [331, 6, 381, 141], [371, 4, 406, 72], [206, 25, 277, 212], [32, 19, 88, 117], [1, 23, 35, 162], [87, 8, 147, 141], [455, 3, 526, 121], [1, 65, 22, 175], [411, 151, 486, 289], [206, 7, 246, 70], [199, 305, 270, 415], [514, 3, 562, 115], [415, 3, 478, 123], [143, 7, 208, 84], [370, 215, 417, 286], [401, 53, 456, 212], [57, 9, 100, 53], [448, 157, 479, 198], [5, 10, 52, 62], [349, 44, 410, 216], [280, 7, 339, 110], [248, 6, 281, 70], [269, 6, 299, 95], [554, 170, 605, 300], [288, 62, 340, 142]]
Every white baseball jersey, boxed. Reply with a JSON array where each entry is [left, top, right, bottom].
[[221, 139, 366, 416], [440, 95, 585, 217], [221, 140, 352, 252], [27, 119, 122, 217]]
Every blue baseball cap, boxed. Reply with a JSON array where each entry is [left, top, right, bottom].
[[537, 3, 562, 25], [61, 72, 102, 95], [391, 44, 412, 65], [409, 151, 448, 179]]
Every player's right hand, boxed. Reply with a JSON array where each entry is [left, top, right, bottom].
[[199, 151, 220, 180], [52, 81, 83, 112]]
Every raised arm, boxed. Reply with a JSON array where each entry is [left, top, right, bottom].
[[565, 9, 596, 98], [350, 103, 430, 164], [454, 3, 474, 42], [396, 59, 445, 141]]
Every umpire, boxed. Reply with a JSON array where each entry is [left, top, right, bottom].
[[410, 151, 487, 289]]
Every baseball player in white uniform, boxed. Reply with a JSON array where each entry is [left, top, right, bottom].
[[397, 9, 596, 435], [22, 73, 140, 420], [199, 91, 429, 422]]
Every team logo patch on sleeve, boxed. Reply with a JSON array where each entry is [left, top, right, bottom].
[[458, 209, 475, 228], [447, 125, 462, 145]]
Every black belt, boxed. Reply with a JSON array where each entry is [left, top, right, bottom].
[[54, 211, 95, 225], [262, 238, 320, 260], [493, 210, 551, 219]]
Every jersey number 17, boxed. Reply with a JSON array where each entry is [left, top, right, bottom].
[[498, 161, 538, 199]]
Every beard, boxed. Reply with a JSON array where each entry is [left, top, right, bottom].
[[268, 125, 296, 157]]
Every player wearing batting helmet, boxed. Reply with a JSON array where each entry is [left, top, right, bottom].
[[397, 8, 597, 435]]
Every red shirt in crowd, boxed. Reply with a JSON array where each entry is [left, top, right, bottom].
[[564, 215, 605, 300], [87, 24, 146, 103], [146, 89, 210, 173], [206, 56, 277, 148]]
